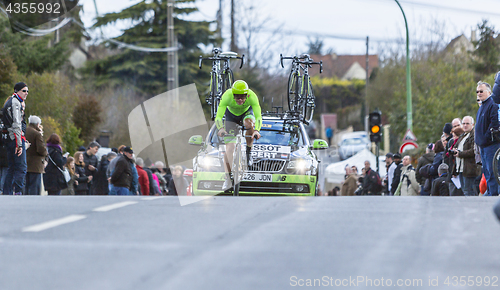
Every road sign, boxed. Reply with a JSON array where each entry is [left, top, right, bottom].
[[403, 129, 417, 141], [399, 141, 419, 153]]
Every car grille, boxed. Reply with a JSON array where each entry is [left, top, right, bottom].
[[248, 159, 286, 173]]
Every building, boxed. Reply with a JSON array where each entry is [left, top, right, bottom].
[[309, 53, 379, 80]]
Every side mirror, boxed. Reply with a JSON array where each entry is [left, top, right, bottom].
[[311, 139, 328, 150], [188, 135, 203, 146]]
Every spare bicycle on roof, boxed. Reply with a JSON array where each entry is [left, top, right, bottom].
[[199, 48, 245, 120]]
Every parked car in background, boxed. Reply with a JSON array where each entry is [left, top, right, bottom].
[[338, 131, 370, 160]]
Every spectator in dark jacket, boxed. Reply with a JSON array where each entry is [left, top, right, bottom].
[[431, 164, 450, 196], [25, 115, 47, 195], [94, 152, 116, 195], [415, 143, 435, 195], [390, 153, 403, 195], [475, 81, 500, 196], [0, 141, 8, 195], [430, 140, 445, 178], [362, 160, 380, 195], [168, 165, 188, 196], [73, 151, 92, 195], [83, 141, 100, 195], [43, 133, 68, 195], [110, 147, 134, 195]]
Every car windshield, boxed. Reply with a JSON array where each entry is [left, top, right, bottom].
[[210, 122, 304, 146], [342, 138, 366, 145]]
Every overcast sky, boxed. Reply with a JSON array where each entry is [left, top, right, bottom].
[[79, 0, 500, 56]]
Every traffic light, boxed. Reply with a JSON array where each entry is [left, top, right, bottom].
[[369, 111, 382, 143]]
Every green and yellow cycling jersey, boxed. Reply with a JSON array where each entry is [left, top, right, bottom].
[[215, 89, 262, 131]]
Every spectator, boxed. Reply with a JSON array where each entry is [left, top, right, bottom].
[[341, 167, 357, 196], [83, 141, 100, 195], [397, 156, 419, 196], [429, 140, 445, 179], [0, 139, 7, 194], [25, 115, 47, 195], [448, 126, 465, 196], [431, 164, 450, 196], [3, 82, 28, 195], [110, 147, 134, 196], [415, 143, 434, 195], [362, 160, 380, 195], [452, 116, 480, 196], [325, 126, 333, 146], [168, 165, 188, 196], [43, 133, 68, 195], [135, 157, 150, 196], [94, 152, 117, 195], [154, 161, 168, 194], [73, 151, 92, 195], [475, 81, 500, 196], [386, 153, 397, 195], [61, 157, 77, 195], [390, 153, 403, 195]]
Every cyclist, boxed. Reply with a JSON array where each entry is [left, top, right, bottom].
[[215, 80, 262, 191]]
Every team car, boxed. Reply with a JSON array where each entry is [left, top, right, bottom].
[[188, 114, 328, 196]]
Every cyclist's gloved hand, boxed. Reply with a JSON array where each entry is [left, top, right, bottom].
[[218, 128, 227, 137], [252, 131, 261, 140]]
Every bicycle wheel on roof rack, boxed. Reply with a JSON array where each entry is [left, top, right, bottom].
[[221, 69, 234, 94], [287, 72, 301, 112], [303, 78, 315, 124], [209, 74, 217, 120]]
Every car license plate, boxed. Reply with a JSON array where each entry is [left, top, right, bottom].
[[242, 173, 272, 182]]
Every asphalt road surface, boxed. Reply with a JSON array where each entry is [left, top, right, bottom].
[[1, 196, 500, 290]]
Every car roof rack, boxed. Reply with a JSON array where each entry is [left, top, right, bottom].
[[262, 107, 309, 125]]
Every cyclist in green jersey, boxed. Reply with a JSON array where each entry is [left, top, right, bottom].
[[215, 80, 262, 191]]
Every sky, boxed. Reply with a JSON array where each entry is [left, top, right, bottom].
[[78, 0, 500, 56]]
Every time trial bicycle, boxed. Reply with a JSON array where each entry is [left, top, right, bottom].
[[280, 53, 322, 124], [199, 48, 244, 120]]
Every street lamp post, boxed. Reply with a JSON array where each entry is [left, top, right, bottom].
[[394, 0, 412, 131]]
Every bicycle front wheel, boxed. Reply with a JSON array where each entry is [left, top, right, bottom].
[[222, 69, 234, 94], [303, 78, 315, 123], [287, 72, 300, 112], [233, 144, 243, 196], [210, 74, 218, 120], [493, 147, 500, 185]]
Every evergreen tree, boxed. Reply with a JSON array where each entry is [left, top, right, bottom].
[[470, 19, 500, 76], [85, 0, 215, 97]]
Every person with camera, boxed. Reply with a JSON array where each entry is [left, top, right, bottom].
[[446, 126, 465, 196], [475, 81, 500, 196], [450, 116, 480, 196]]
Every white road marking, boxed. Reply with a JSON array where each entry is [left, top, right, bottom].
[[141, 196, 164, 201], [92, 201, 138, 212], [22, 215, 86, 232]]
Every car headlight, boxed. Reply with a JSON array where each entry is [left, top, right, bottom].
[[286, 158, 313, 174], [199, 156, 222, 169]]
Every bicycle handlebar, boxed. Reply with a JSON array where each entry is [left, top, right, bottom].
[[280, 54, 322, 73], [198, 54, 245, 69]]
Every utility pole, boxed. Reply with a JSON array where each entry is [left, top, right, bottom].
[[365, 36, 369, 132], [167, 0, 179, 99], [230, 0, 237, 52], [394, 0, 412, 131], [216, 0, 223, 43]]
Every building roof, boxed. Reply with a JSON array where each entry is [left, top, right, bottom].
[[309, 53, 379, 80]]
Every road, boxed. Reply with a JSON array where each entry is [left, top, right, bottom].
[[1, 196, 500, 290]]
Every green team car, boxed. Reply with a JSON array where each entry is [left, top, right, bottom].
[[188, 114, 328, 196]]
